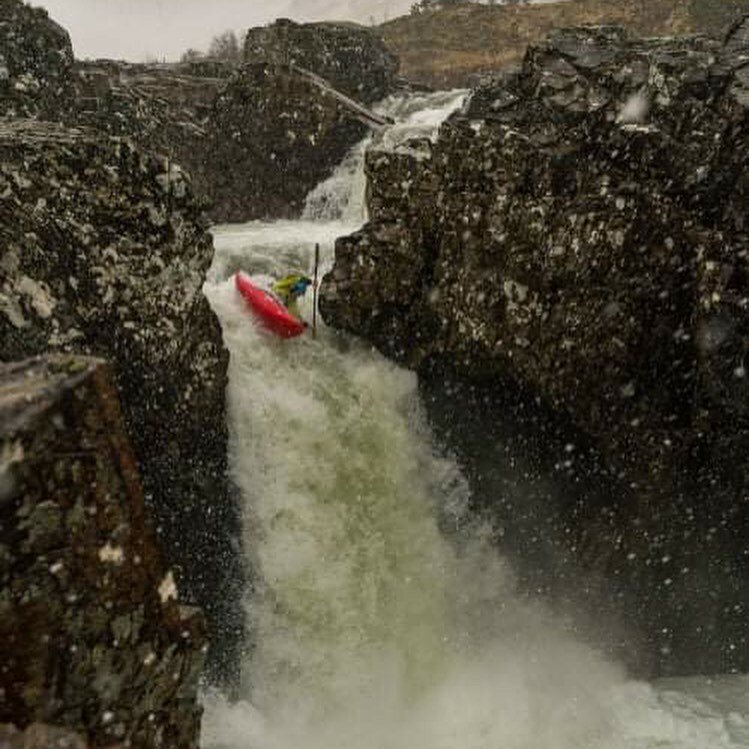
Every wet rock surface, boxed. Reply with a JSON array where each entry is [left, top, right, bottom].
[[201, 62, 369, 221], [321, 22, 749, 676], [71, 54, 387, 222], [0, 356, 205, 749], [0, 119, 242, 682], [245, 18, 399, 105], [0, 0, 74, 121]]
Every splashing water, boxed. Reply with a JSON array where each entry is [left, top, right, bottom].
[[202, 91, 748, 749]]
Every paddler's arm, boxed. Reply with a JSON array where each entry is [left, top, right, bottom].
[[271, 275, 301, 302]]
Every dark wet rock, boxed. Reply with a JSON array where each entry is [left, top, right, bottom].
[[71, 59, 231, 217], [321, 24, 749, 676], [71, 59, 374, 221], [4, 2, 396, 221], [0, 120, 242, 683], [0, 356, 205, 748], [202, 62, 369, 220], [244, 18, 399, 105], [0, 0, 74, 121]]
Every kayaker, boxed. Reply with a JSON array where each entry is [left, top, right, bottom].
[[271, 274, 313, 318]]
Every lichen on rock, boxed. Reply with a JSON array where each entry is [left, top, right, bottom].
[[0, 0, 74, 121], [0, 356, 205, 749], [0, 118, 242, 683], [245, 18, 399, 105]]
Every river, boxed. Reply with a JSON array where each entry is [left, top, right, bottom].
[[201, 90, 749, 749]]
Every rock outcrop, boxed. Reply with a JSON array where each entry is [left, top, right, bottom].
[[0, 0, 74, 120], [0, 119, 242, 682], [381, 0, 749, 89], [1, 356, 205, 748], [1, 2, 399, 223], [71, 53, 389, 221], [245, 18, 399, 105], [321, 22, 749, 676]]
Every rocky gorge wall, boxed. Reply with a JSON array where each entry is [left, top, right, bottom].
[[0, 0, 241, 739], [321, 20, 749, 676], [245, 18, 400, 105], [0, 118, 242, 685], [71, 20, 399, 222]]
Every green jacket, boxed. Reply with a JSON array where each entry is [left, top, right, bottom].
[[271, 274, 312, 317]]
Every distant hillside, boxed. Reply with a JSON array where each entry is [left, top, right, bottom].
[[380, 0, 749, 88]]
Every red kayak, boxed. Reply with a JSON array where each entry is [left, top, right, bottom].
[[235, 271, 306, 339]]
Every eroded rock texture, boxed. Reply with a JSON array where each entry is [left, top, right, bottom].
[[0, 120, 241, 682], [69, 20, 399, 222], [0, 356, 205, 748], [70, 59, 382, 221], [321, 22, 749, 676], [245, 18, 399, 105], [202, 62, 370, 220], [0, 0, 73, 120]]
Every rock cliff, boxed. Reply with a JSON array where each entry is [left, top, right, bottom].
[[0, 0, 73, 120], [321, 21, 749, 676], [69, 17, 400, 222], [1, 356, 205, 748], [0, 119, 242, 683], [199, 62, 370, 220], [245, 18, 399, 105], [71, 57, 388, 222]]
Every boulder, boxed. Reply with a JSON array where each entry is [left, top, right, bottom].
[[0, 0, 74, 120], [0, 356, 205, 748], [201, 62, 369, 220], [244, 18, 399, 105], [71, 59, 373, 221], [321, 23, 749, 676], [0, 119, 242, 683]]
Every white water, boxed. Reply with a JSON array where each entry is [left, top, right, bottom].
[[202, 91, 748, 749]]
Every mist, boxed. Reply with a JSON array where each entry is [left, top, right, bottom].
[[33, 0, 414, 61]]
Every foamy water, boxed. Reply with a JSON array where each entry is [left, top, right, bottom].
[[201, 90, 748, 749]]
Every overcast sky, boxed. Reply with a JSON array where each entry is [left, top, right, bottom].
[[33, 0, 415, 61]]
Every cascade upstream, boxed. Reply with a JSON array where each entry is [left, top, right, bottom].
[[202, 91, 749, 749]]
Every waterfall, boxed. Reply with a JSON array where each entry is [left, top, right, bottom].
[[201, 91, 748, 749]]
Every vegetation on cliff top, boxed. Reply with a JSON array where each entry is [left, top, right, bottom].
[[381, 0, 749, 87]]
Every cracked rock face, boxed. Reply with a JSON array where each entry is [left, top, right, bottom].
[[321, 22, 749, 675], [0, 0, 74, 121], [0, 356, 205, 749], [194, 61, 370, 221], [245, 18, 399, 105], [0, 119, 242, 683], [71, 58, 376, 222]]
